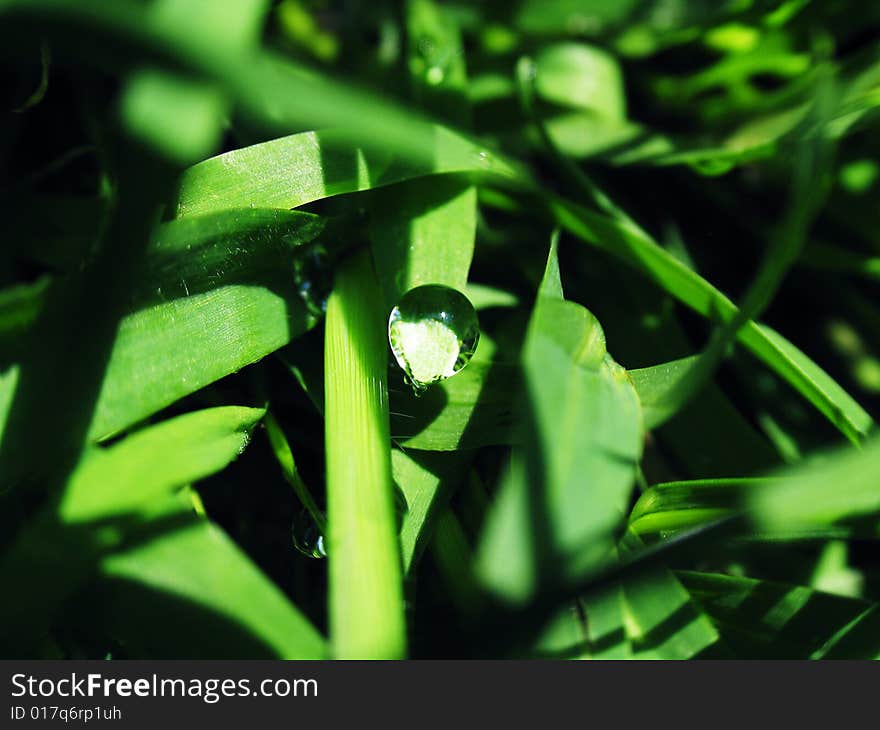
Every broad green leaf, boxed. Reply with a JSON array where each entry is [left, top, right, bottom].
[[679, 570, 877, 659], [91, 286, 291, 441], [100, 500, 326, 659], [465, 283, 519, 310], [60, 406, 264, 522], [5, 0, 867, 448], [477, 242, 643, 604], [560, 260, 780, 476]]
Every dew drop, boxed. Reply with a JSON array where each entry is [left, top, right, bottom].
[[292, 244, 332, 321], [388, 284, 479, 395], [292, 508, 327, 559]]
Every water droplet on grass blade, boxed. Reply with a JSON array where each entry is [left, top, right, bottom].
[[292, 508, 327, 559], [293, 244, 332, 321], [388, 284, 479, 395]]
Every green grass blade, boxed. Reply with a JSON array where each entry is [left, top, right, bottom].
[[548, 195, 873, 443], [324, 251, 406, 658], [628, 355, 701, 430], [632, 437, 880, 539], [175, 127, 507, 219], [390, 360, 519, 450], [616, 530, 722, 659], [749, 436, 880, 536], [87, 209, 324, 440], [477, 241, 643, 603], [1, 208, 326, 443], [264, 411, 326, 533], [394, 449, 467, 573], [101, 498, 326, 659], [679, 570, 877, 659], [0, 0, 516, 171], [370, 176, 477, 311], [630, 478, 763, 537], [60, 406, 264, 522]]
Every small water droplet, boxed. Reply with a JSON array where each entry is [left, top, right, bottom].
[[292, 508, 327, 559], [388, 284, 479, 395], [472, 150, 492, 171], [292, 244, 332, 321]]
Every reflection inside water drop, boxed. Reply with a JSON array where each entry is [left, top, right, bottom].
[[388, 284, 479, 395]]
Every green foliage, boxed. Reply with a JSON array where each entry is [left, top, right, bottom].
[[2, 0, 880, 660]]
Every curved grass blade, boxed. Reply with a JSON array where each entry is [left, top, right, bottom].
[[632, 436, 880, 539], [175, 126, 509, 219], [100, 497, 326, 659], [61, 405, 265, 522], [547, 195, 873, 444], [630, 478, 768, 537]]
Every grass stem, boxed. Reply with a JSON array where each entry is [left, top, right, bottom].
[[324, 249, 406, 659]]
